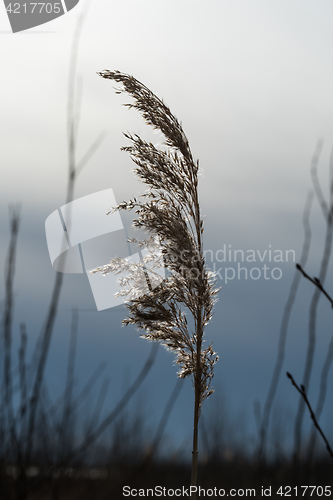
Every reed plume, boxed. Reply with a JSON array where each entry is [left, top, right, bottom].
[[92, 70, 219, 494]]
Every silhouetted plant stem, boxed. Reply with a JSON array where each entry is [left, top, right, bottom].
[[92, 70, 219, 496], [258, 190, 314, 462], [293, 215, 333, 459], [86, 377, 111, 434], [191, 309, 203, 499], [310, 140, 326, 217], [18, 323, 28, 444], [65, 342, 159, 460], [3, 207, 20, 463], [287, 372, 333, 460], [305, 148, 333, 459], [25, 6, 104, 470], [191, 383, 200, 497], [70, 361, 106, 410], [151, 378, 183, 455], [296, 263, 333, 307], [25, 272, 64, 467], [293, 148, 333, 460], [307, 332, 333, 462], [58, 308, 79, 460]]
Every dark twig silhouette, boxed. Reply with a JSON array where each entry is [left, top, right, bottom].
[[0, 8, 111, 499], [287, 372, 333, 460], [295, 149, 333, 462], [310, 140, 326, 217], [3, 207, 21, 464], [65, 342, 159, 460], [24, 6, 108, 473], [258, 190, 314, 461], [307, 332, 333, 462], [57, 308, 79, 461], [24, 11, 85, 470], [293, 144, 333, 460], [18, 322, 28, 442], [151, 378, 183, 455], [296, 263, 333, 308]]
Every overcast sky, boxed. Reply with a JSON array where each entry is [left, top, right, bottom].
[[2, 0, 333, 456]]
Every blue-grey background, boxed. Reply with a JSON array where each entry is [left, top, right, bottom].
[[1, 0, 333, 457]]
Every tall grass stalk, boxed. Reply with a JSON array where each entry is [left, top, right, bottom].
[[92, 70, 219, 494]]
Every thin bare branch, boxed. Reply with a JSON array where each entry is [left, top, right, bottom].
[[65, 342, 159, 460], [310, 140, 326, 218], [3, 206, 21, 461], [76, 131, 108, 176], [151, 378, 183, 455], [58, 308, 79, 459], [24, 6, 95, 468], [258, 191, 314, 461], [296, 263, 333, 308], [287, 372, 333, 459], [307, 331, 333, 460], [293, 153, 333, 458]]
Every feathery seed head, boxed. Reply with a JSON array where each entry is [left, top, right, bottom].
[[93, 70, 219, 408]]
